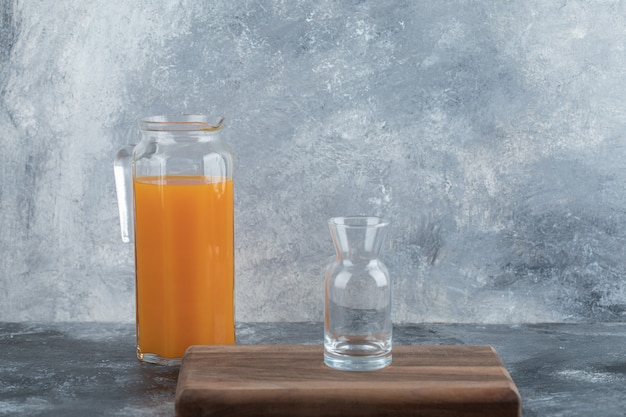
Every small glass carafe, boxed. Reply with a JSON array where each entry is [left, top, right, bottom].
[[114, 115, 235, 366], [324, 216, 392, 371]]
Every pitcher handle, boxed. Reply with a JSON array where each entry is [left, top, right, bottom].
[[114, 145, 135, 243]]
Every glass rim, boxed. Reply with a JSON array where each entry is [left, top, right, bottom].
[[328, 216, 389, 228], [139, 114, 224, 132]]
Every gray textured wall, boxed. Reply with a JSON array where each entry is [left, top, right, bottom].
[[1, 0, 625, 323]]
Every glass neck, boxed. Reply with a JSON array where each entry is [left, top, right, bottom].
[[328, 217, 388, 261]]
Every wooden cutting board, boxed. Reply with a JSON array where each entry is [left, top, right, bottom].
[[175, 345, 521, 417]]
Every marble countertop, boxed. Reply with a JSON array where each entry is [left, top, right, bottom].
[[1, 322, 625, 416]]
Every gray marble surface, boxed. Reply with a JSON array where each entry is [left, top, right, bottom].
[[2, 1, 626, 324], [1, 322, 625, 416]]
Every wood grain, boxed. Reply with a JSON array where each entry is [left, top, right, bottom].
[[175, 345, 521, 417]]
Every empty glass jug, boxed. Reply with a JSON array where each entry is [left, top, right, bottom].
[[324, 216, 392, 371], [115, 115, 235, 365]]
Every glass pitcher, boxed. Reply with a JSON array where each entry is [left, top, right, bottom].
[[324, 216, 392, 371], [114, 114, 235, 366]]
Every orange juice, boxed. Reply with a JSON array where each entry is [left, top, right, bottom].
[[133, 175, 234, 361]]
